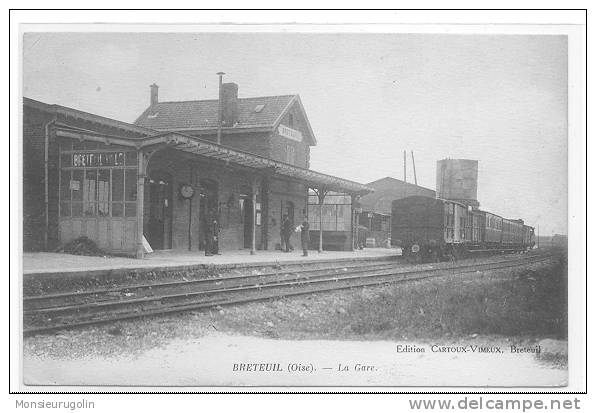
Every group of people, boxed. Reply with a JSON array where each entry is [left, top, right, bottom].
[[280, 214, 310, 256], [202, 210, 310, 257]]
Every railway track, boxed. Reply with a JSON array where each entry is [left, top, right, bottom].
[[23, 253, 552, 336]]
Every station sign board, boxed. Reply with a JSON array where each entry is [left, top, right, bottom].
[[72, 152, 126, 167]]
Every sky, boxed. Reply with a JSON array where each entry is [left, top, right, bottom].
[[22, 32, 568, 235]]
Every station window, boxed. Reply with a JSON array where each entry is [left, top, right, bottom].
[[460, 217, 466, 238], [308, 191, 352, 231], [83, 169, 98, 216], [58, 141, 138, 218], [371, 215, 384, 232], [445, 203, 455, 227], [286, 144, 296, 165], [256, 202, 261, 226]]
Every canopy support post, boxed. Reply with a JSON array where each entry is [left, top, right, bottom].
[[315, 188, 327, 253], [250, 177, 258, 255], [351, 194, 361, 251], [135, 151, 147, 259]]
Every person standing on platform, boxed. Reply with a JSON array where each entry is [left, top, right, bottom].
[[299, 215, 310, 257], [204, 211, 214, 256], [210, 209, 221, 255], [204, 209, 220, 256], [282, 214, 294, 252], [280, 215, 287, 252]]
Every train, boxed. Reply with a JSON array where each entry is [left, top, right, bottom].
[[391, 196, 535, 261]]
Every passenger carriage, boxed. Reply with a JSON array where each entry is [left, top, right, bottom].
[[392, 196, 535, 262]]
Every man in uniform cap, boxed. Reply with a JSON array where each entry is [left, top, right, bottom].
[[299, 215, 310, 257]]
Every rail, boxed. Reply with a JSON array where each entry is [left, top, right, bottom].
[[23, 253, 553, 336]]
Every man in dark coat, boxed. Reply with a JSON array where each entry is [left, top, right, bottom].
[[300, 215, 310, 257], [204, 209, 220, 256], [210, 210, 220, 255], [280, 215, 287, 252], [281, 214, 294, 252], [204, 221, 213, 256]]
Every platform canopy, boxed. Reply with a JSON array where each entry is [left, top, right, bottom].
[[54, 128, 374, 196]]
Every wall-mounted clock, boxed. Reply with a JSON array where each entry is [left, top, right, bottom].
[[179, 183, 195, 199]]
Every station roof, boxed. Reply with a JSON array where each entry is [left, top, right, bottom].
[[26, 96, 369, 194], [54, 127, 373, 195], [135, 95, 295, 130], [134, 94, 317, 145], [24, 97, 156, 138]]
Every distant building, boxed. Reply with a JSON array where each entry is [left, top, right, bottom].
[[357, 177, 435, 247], [550, 234, 568, 248], [535, 234, 567, 249], [359, 177, 436, 214]]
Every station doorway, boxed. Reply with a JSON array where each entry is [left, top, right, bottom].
[[146, 171, 173, 250], [198, 179, 218, 251], [284, 201, 295, 227], [239, 189, 254, 249]]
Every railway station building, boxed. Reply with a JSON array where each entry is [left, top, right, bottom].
[[23, 82, 373, 258]]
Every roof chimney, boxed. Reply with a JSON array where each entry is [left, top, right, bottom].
[[221, 82, 239, 127], [217, 72, 225, 144], [150, 83, 159, 106]]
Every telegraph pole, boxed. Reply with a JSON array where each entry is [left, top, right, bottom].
[[403, 150, 407, 182], [411, 150, 418, 185]]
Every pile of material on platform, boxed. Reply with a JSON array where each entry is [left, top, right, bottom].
[[55, 236, 107, 257]]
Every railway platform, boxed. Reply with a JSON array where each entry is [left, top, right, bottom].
[[23, 248, 401, 281]]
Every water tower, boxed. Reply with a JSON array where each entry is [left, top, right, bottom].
[[436, 159, 480, 209]]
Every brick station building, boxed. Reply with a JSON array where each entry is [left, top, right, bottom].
[[23, 82, 373, 257]]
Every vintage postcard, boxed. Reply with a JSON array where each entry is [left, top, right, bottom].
[[13, 14, 585, 392]]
